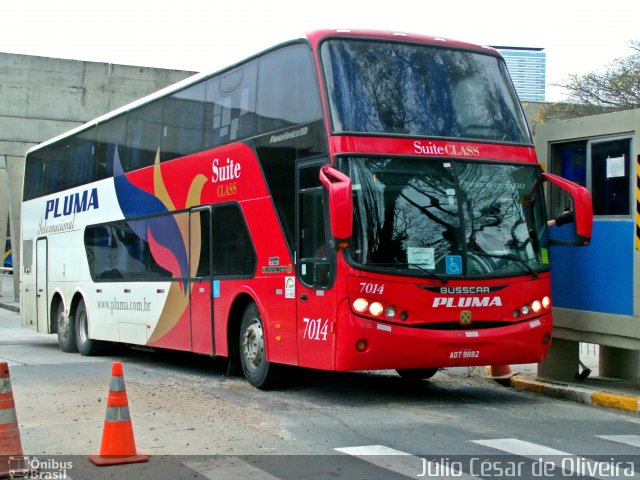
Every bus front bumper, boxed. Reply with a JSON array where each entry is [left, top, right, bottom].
[[334, 304, 553, 372]]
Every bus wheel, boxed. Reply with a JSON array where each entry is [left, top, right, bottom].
[[56, 301, 78, 353], [74, 298, 103, 356], [396, 368, 439, 381], [239, 303, 281, 389]]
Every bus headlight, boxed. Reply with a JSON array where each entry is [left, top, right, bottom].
[[353, 298, 369, 313], [369, 302, 384, 317], [531, 300, 542, 313], [385, 306, 397, 319]]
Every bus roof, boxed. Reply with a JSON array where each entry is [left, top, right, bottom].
[[26, 29, 500, 156], [306, 29, 499, 55]]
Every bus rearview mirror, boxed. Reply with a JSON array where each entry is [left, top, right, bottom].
[[542, 172, 593, 246], [319, 166, 353, 241]]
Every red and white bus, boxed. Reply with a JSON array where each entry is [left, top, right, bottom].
[[21, 30, 592, 388]]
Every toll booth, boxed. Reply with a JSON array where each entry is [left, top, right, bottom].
[[534, 108, 640, 382]]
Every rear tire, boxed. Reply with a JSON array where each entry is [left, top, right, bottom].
[[56, 301, 78, 353], [396, 368, 438, 381], [239, 303, 282, 389], [75, 298, 104, 356]]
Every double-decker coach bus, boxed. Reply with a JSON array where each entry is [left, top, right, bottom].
[[21, 30, 592, 388]]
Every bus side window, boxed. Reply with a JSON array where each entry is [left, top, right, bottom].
[[256, 43, 322, 134], [204, 62, 257, 149], [96, 115, 128, 177], [194, 208, 211, 278], [126, 102, 162, 171], [212, 205, 256, 277], [161, 82, 206, 162]]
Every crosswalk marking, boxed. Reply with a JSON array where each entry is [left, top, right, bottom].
[[598, 435, 640, 448], [335, 445, 474, 479], [184, 459, 281, 480], [473, 438, 640, 480], [473, 438, 569, 456], [182, 435, 640, 480]]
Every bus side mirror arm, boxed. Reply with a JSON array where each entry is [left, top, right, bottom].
[[542, 172, 593, 246], [319, 166, 353, 241]]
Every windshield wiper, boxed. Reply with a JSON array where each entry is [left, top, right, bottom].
[[366, 262, 448, 284], [472, 252, 538, 278]]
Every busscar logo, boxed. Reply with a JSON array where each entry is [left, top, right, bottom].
[[420, 285, 507, 294]]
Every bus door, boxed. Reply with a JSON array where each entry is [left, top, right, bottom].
[[297, 160, 336, 369], [35, 237, 48, 332], [189, 206, 214, 355]]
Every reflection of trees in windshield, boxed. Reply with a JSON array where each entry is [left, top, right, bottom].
[[458, 164, 537, 263], [350, 158, 459, 266], [347, 158, 548, 277], [322, 40, 530, 143]]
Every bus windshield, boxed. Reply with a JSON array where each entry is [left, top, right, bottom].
[[345, 157, 549, 279], [321, 39, 531, 144]]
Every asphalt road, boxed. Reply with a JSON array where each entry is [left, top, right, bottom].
[[1, 306, 639, 480]]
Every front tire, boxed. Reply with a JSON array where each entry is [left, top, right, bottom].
[[239, 303, 281, 389], [75, 298, 104, 356]]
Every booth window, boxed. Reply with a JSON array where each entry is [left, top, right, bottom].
[[550, 137, 632, 217]]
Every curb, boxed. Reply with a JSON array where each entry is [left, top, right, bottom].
[[0, 302, 19, 313], [511, 375, 640, 412]]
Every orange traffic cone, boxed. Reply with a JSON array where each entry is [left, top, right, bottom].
[[89, 362, 148, 466], [1, 362, 28, 478], [488, 364, 520, 385]]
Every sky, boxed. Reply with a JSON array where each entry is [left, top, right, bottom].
[[3, 0, 639, 101]]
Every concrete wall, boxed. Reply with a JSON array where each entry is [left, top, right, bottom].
[[0, 52, 195, 301]]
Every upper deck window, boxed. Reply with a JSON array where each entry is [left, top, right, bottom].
[[321, 39, 531, 144]]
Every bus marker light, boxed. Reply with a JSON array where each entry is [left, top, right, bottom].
[[369, 302, 384, 317], [353, 298, 368, 313], [356, 339, 367, 352], [275, 336, 282, 342]]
